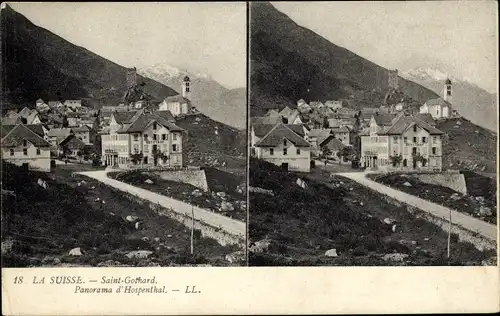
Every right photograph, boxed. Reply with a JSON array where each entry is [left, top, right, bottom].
[[248, 2, 498, 266]]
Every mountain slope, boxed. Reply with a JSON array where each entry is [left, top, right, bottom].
[[0, 5, 177, 109], [139, 65, 246, 129], [402, 68, 497, 131], [249, 2, 440, 115]]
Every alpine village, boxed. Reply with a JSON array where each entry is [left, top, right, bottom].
[[1, 4, 246, 267], [247, 2, 497, 266]]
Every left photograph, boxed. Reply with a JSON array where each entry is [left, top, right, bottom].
[[1, 2, 247, 267]]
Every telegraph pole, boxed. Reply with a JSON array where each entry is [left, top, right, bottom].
[[447, 207, 452, 259], [190, 205, 194, 255]]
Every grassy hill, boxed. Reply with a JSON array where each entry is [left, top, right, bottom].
[[0, 5, 177, 109], [175, 113, 246, 171], [248, 159, 495, 266], [249, 2, 440, 115], [437, 117, 497, 173], [1, 162, 239, 267]]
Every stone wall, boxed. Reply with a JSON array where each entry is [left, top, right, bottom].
[[412, 171, 467, 195], [117, 188, 244, 247], [148, 169, 209, 191], [380, 195, 496, 251]]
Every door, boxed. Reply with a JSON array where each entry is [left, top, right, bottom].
[[413, 158, 417, 169], [281, 163, 288, 171]]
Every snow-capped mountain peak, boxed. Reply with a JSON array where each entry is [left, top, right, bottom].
[[401, 67, 456, 82]]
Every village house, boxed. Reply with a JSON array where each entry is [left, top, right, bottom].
[[309, 101, 325, 110], [325, 100, 343, 110], [360, 112, 444, 171], [47, 128, 74, 148], [308, 128, 334, 149], [297, 100, 311, 113], [420, 79, 452, 119], [66, 112, 81, 127], [72, 125, 92, 144], [1, 124, 52, 172], [64, 100, 82, 110], [58, 134, 87, 157], [254, 123, 311, 172], [318, 135, 345, 159], [100, 109, 185, 169], [158, 76, 193, 116], [332, 126, 351, 146], [251, 115, 284, 126], [36, 100, 51, 113], [250, 123, 308, 156]]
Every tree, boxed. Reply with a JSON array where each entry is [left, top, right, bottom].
[[339, 146, 356, 162], [389, 154, 403, 167], [152, 149, 170, 166], [76, 150, 83, 162], [412, 152, 428, 167], [129, 152, 144, 166]]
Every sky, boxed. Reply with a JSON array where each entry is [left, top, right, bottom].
[[273, 1, 498, 94], [8, 2, 246, 89]]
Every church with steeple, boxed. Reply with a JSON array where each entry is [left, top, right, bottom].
[[158, 75, 194, 116], [419, 78, 453, 119]]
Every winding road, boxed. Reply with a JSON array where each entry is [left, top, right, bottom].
[[77, 170, 246, 238], [337, 172, 498, 242]]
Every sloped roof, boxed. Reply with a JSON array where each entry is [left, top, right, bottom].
[[1, 124, 45, 138], [332, 126, 350, 133], [325, 100, 342, 106], [415, 113, 435, 125], [18, 107, 32, 116], [425, 98, 451, 107], [253, 124, 306, 138], [59, 134, 86, 149], [112, 111, 138, 124], [255, 124, 310, 148], [117, 110, 184, 134], [373, 114, 396, 126], [278, 107, 293, 118], [286, 109, 300, 123], [163, 95, 190, 104], [336, 107, 358, 115], [72, 125, 90, 132], [266, 109, 281, 117], [360, 107, 379, 114], [154, 110, 175, 122], [251, 116, 283, 125], [381, 114, 444, 135], [47, 128, 73, 138], [319, 135, 345, 150], [1, 117, 22, 125], [309, 128, 333, 138], [1, 124, 51, 148]]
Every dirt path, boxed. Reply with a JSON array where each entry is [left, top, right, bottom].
[[337, 172, 498, 242], [77, 170, 246, 238]]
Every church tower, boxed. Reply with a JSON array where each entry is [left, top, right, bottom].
[[182, 75, 191, 100], [443, 78, 452, 104]]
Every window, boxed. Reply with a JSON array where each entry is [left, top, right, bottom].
[[296, 148, 301, 155], [23, 140, 27, 147], [133, 134, 139, 141], [269, 148, 274, 155], [404, 137, 408, 143], [185, 82, 190, 92], [153, 122, 157, 130], [412, 147, 417, 155], [283, 148, 288, 155], [173, 133, 177, 140], [413, 125, 417, 132], [432, 136, 438, 144], [413, 137, 417, 143], [422, 137, 427, 143], [432, 147, 437, 155], [9, 149, 14, 156], [36, 148, 40, 155], [144, 134, 148, 141], [172, 144, 178, 152], [23, 148, 27, 156], [153, 134, 157, 140], [162, 134, 166, 140], [393, 136, 399, 144]]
